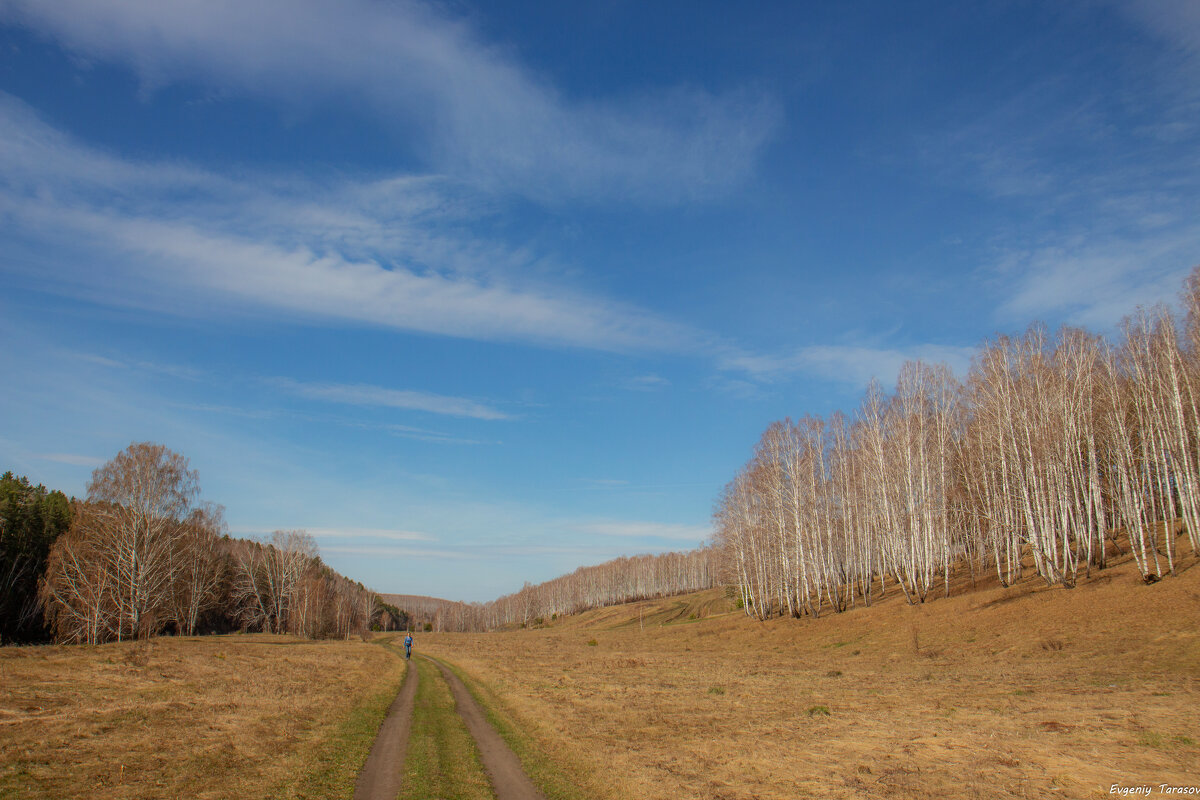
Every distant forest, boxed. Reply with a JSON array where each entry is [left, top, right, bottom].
[[0, 445, 715, 644], [380, 546, 718, 633], [0, 444, 396, 645], [715, 267, 1200, 620]]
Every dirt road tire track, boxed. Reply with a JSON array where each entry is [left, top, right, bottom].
[[430, 656, 549, 800], [353, 657, 419, 800]]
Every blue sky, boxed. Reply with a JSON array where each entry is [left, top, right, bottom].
[[2, 0, 1198, 601]]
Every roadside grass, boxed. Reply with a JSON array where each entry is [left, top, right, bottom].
[[432, 656, 600, 800], [398, 656, 494, 800], [0, 634, 402, 800]]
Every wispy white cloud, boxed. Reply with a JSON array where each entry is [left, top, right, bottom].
[[33, 452, 105, 467], [65, 351, 206, 383], [64, 349, 504, 440], [1113, 0, 1200, 103], [1019, 1, 1200, 329], [305, 527, 436, 543], [323, 542, 644, 564], [719, 343, 976, 388], [312, 545, 475, 561], [0, 0, 777, 204], [913, 4, 1200, 333], [623, 374, 671, 391], [572, 520, 713, 543], [228, 526, 435, 543], [375, 424, 495, 447], [270, 377, 508, 421], [0, 94, 702, 354], [176, 396, 497, 444], [995, 228, 1199, 328]]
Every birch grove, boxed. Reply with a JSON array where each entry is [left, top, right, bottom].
[[381, 547, 720, 632], [39, 443, 375, 643], [717, 268, 1200, 619]]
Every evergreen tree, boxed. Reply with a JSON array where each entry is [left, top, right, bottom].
[[0, 471, 72, 642]]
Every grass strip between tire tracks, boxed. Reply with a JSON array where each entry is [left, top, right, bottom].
[[398, 655, 495, 800], [431, 656, 595, 800]]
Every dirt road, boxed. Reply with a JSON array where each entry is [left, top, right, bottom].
[[353, 658, 419, 800], [354, 652, 547, 800], [433, 658, 547, 800]]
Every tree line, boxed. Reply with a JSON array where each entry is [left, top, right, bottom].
[[1, 443, 403, 644], [383, 548, 719, 632], [715, 268, 1200, 620], [4, 442, 716, 643]]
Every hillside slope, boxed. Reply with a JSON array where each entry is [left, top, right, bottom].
[[420, 552, 1200, 799], [545, 587, 737, 631]]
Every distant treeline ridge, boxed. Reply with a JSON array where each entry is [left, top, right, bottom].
[[381, 546, 719, 632]]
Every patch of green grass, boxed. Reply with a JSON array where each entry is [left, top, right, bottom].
[[398, 657, 493, 800], [1012, 688, 1034, 696], [586, 639, 598, 647], [1173, 735, 1196, 746], [1139, 731, 1167, 749], [436, 658, 598, 800], [707, 686, 725, 695], [287, 653, 407, 800], [807, 705, 831, 717]]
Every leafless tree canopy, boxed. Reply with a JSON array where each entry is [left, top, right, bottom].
[[716, 268, 1200, 620], [39, 443, 375, 643]]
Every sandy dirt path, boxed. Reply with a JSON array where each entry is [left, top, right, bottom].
[[353, 658, 419, 800], [431, 657, 548, 800]]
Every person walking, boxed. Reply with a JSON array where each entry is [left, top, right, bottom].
[[404, 632, 414, 660]]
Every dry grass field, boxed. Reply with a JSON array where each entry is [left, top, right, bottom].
[[421, 555, 1200, 800], [0, 635, 404, 800], [1, 553, 1196, 800]]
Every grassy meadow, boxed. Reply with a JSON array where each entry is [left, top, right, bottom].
[[0, 551, 1197, 800], [419, 555, 1200, 800], [0, 635, 404, 800]]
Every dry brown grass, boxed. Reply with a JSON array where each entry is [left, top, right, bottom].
[[420, 555, 1200, 800], [0, 634, 403, 800]]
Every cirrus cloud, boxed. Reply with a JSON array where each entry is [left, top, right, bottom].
[[0, 0, 778, 204]]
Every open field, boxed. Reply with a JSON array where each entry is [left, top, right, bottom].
[[420, 555, 1200, 800], [0, 635, 404, 800], [1, 553, 1197, 800]]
